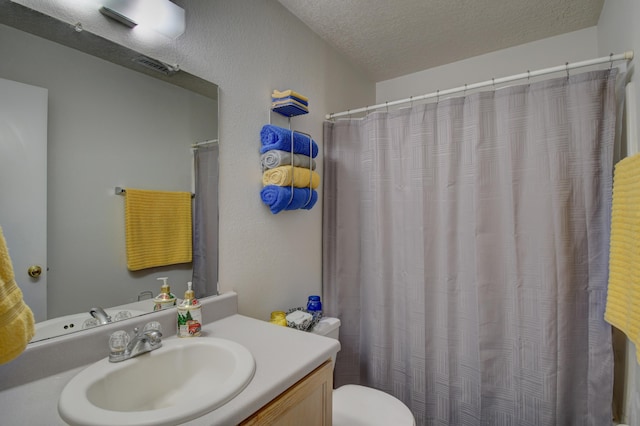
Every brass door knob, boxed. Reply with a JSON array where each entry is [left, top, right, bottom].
[[28, 265, 42, 278]]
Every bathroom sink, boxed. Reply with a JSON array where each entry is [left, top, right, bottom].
[[58, 337, 256, 426]]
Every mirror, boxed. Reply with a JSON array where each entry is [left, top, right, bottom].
[[0, 2, 219, 342]]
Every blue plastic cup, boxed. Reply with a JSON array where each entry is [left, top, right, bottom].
[[307, 295, 322, 313]]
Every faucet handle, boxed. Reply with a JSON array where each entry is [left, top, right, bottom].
[[143, 321, 163, 334], [109, 330, 131, 355], [142, 321, 163, 345]]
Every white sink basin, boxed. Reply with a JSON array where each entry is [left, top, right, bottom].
[[58, 337, 256, 426]]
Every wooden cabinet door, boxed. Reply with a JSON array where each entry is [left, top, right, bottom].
[[240, 360, 333, 426]]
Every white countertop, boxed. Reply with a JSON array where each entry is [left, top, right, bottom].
[[0, 293, 339, 426], [184, 315, 338, 425]]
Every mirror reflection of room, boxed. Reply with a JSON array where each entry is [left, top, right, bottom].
[[0, 22, 218, 342]]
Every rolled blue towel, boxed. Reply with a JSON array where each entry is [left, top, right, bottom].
[[260, 125, 319, 158], [260, 185, 318, 214]]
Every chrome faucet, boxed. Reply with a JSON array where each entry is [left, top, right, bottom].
[[109, 322, 163, 363], [89, 307, 112, 325]]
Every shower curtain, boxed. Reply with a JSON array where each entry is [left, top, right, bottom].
[[192, 144, 219, 298], [323, 69, 618, 425]]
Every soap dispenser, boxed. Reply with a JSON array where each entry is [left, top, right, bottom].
[[153, 277, 176, 311], [177, 282, 202, 337]]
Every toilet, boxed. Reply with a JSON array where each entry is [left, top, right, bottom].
[[311, 317, 416, 426]]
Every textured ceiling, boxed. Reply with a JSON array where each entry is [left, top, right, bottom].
[[277, 0, 604, 82]]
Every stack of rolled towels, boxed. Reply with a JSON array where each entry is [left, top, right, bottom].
[[260, 124, 320, 214]]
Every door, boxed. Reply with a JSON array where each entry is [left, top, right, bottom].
[[0, 77, 47, 322]]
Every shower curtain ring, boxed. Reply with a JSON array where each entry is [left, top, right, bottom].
[[436, 90, 440, 103], [609, 53, 614, 70], [410, 96, 413, 108], [527, 70, 531, 82], [385, 101, 389, 112], [565, 62, 570, 78], [464, 84, 467, 96]]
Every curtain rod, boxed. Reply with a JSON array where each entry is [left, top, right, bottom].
[[326, 51, 634, 120]]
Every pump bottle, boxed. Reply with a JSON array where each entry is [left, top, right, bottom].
[[153, 277, 176, 311], [177, 282, 202, 337]]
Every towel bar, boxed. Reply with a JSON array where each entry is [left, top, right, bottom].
[[115, 187, 195, 198]]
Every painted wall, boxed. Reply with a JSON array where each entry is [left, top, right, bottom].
[[376, 27, 598, 104], [0, 23, 216, 317], [598, 1, 640, 423], [12, 0, 375, 321], [599, 0, 640, 148]]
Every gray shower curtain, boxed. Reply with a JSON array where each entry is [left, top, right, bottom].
[[323, 70, 618, 425], [192, 144, 219, 298]]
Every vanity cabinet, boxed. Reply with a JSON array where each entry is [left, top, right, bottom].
[[240, 360, 333, 426]]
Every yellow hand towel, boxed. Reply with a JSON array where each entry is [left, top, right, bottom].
[[0, 226, 35, 365], [125, 188, 193, 271], [605, 153, 640, 363], [262, 166, 320, 189]]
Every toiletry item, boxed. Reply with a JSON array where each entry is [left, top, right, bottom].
[[306, 295, 322, 315], [153, 277, 176, 311], [177, 282, 201, 337], [270, 311, 287, 327], [286, 310, 313, 329]]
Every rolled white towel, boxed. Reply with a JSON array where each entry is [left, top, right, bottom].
[[261, 149, 316, 171]]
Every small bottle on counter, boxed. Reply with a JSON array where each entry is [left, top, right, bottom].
[[270, 311, 288, 327], [177, 281, 202, 337], [306, 295, 322, 315], [153, 277, 176, 311]]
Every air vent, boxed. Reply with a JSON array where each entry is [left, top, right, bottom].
[[132, 56, 179, 76]]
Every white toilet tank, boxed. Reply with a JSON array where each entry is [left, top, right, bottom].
[[311, 317, 340, 365], [311, 317, 341, 363], [311, 317, 340, 339], [311, 317, 416, 426]]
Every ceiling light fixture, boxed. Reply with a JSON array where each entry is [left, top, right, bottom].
[[99, 0, 185, 39]]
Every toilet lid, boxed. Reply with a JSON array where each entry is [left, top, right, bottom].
[[333, 385, 415, 426]]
